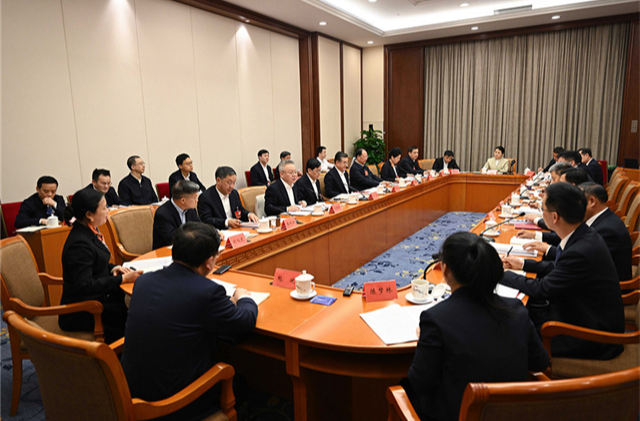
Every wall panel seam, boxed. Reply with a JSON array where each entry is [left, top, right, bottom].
[[189, 7, 205, 167], [132, 0, 152, 174]]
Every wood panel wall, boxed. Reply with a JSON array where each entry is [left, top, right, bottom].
[[619, 19, 640, 166]]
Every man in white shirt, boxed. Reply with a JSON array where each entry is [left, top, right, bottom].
[[317, 146, 334, 172], [264, 160, 307, 216]]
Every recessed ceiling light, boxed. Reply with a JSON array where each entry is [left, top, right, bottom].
[[319, 21, 327, 26], [552, 15, 560, 20], [471, 26, 479, 30], [367, 41, 374, 44], [460, 3, 470, 6], [245, 20, 250, 23], [369, 0, 377, 2]]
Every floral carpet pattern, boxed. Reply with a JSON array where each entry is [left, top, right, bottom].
[[332, 211, 486, 291]]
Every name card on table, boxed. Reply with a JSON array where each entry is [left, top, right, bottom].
[[329, 203, 343, 214], [280, 217, 297, 231], [427, 174, 435, 181], [363, 280, 398, 302], [368, 191, 379, 200], [487, 169, 498, 175], [525, 170, 536, 177], [391, 185, 401, 193], [225, 234, 247, 249], [514, 223, 542, 231], [450, 169, 460, 174], [486, 211, 497, 221], [411, 179, 420, 186], [273, 268, 302, 290]]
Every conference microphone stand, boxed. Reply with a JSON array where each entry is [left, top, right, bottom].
[[478, 211, 526, 243]]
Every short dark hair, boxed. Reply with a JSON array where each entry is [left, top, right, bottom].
[[37, 176, 58, 188], [408, 146, 419, 154], [389, 147, 402, 159], [354, 148, 365, 158], [215, 166, 236, 180], [553, 146, 565, 154], [306, 158, 321, 172], [335, 151, 348, 163], [258, 149, 269, 157], [175, 153, 190, 167], [317, 146, 326, 155], [561, 168, 589, 185], [92, 169, 111, 182], [280, 151, 291, 160], [494, 146, 505, 155], [127, 155, 140, 170], [579, 148, 592, 157], [443, 150, 454, 157], [172, 180, 199, 200], [64, 188, 103, 225], [558, 151, 580, 164], [172, 222, 221, 268], [544, 182, 586, 224], [579, 182, 608, 204]]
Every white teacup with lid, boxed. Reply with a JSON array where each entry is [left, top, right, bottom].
[[295, 270, 315, 296]]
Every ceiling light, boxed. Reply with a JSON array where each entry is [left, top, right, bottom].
[[471, 26, 479, 30], [367, 41, 374, 44], [552, 15, 560, 20], [460, 3, 470, 6], [369, 0, 377, 2], [245, 20, 250, 23], [319, 21, 327, 26]]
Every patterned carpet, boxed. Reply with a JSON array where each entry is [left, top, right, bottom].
[[332, 211, 486, 290]]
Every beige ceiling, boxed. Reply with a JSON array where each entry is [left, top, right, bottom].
[[222, 0, 639, 47]]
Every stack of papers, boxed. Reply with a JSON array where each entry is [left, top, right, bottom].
[[210, 278, 270, 306], [240, 222, 259, 229], [489, 243, 537, 257], [509, 237, 536, 246], [515, 206, 542, 215], [15, 226, 48, 233], [360, 303, 436, 345], [123, 256, 173, 274], [494, 283, 520, 299]]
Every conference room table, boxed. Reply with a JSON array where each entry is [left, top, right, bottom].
[[121, 172, 537, 421]]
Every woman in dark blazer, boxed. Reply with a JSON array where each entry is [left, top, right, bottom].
[[406, 232, 549, 421], [58, 188, 142, 343], [380, 147, 403, 182]]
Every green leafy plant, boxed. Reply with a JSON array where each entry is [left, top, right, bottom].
[[354, 128, 385, 170]]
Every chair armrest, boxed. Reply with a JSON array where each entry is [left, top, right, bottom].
[[386, 386, 420, 421], [38, 273, 64, 286], [622, 290, 639, 305], [109, 337, 125, 354], [616, 209, 625, 218], [528, 371, 551, 381], [620, 276, 640, 291], [116, 243, 140, 262], [132, 362, 236, 420], [541, 321, 639, 357]]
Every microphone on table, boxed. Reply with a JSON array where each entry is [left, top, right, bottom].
[[422, 252, 442, 280], [478, 211, 526, 243], [508, 159, 516, 175]]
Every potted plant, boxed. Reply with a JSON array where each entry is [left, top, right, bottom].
[[354, 126, 385, 172]]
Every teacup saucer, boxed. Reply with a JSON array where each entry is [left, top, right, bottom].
[[311, 212, 324, 216], [498, 214, 513, 218], [256, 228, 273, 234], [290, 290, 318, 300], [405, 292, 433, 305], [346, 201, 358, 205], [482, 231, 500, 237]]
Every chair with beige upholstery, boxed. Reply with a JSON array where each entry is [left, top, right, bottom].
[[3, 311, 238, 421], [631, 231, 639, 255], [0, 236, 104, 416], [540, 301, 640, 379], [605, 167, 624, 189], [623, 193, 640, 234], [237, 186, 266, 214], [319, 172, 327, 198], [368, 164, 379, 176], [418, 159, 434, 171], [621, 255, 640, 330], [105, 206, 154, 262], [606, 176, 630, 210], [255, 194, 266, 218], [386, 368, 640, 421], [615, 181, 639, 218]]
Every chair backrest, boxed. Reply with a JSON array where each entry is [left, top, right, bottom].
[[107, 207, 154, 257], [4, 311, 132, 420], [255, 194, 266, 218], [155, 182, 170, 200], [632, 231, 640, 255], [238, 186, 266, 214], [608, 167, 623, 187], [610, 177, 630, 206], [68, 194, 74, 204], [1, 201, 22, 237], [418, 159, 434, 171], [459, 367, 640, 421], [319, 173, 326, 197], [244, 170, 253, 187], [368, 164, 379, 176], [597, 160, 608, 184], [617, 181, 640, 215], [625, 194, 640, 234], [0, 236, 45, 313]]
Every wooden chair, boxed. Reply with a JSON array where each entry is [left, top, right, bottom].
[[418, 159, 434, 171], [237, 186, 266, 214], [0, 236, 104, 416], [631, 231, 639, 255], [255, 194, 266, 218], [105, 207, 154, 262], [623, 193, 640, 233], [597, 160, 608, 184], [1, 204, 8, 239], [368, 164, 379, 176], [3, 311, 238, 421], [319, 172, 327, 198], [615, 181, 640, 217], [605, 167, 624, 189], [386, 367, 640, 421], [606, 176, 630, 210], [540, 301, 639, 379], [244, 170, 252, 187], [155, 182, 170, 200], [1, 201, 22, 237]]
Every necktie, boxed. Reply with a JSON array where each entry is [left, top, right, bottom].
[[554, 245, 563, 266]]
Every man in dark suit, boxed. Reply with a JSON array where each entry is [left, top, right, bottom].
[[15, 175, 66, 228], [557, 150, 594, 183], [80, 168, 122, 207], [350, 148, 382, 191], [198, 166, 259, 229], [249, 149, 274, 186], [432, 150, 460, 172], [122, 222, 258, 421], [324, 152, 356, 198], [152, 180, 201, 249], [265, 160, 307, 216], [579, 147, 604, 185], [168, 153, 207, 198], [538, 146, 564, 173], [397, 146, 425, 178], [293, 158, 324, 205], [502, 182, 624, 360], [118, 155, 158, 205]]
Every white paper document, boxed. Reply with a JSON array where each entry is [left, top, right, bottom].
[[287, 211, 311, 216], [489, 242, 537, 258], [210, 278, 270, 306], [515, 206, 542, 215], [300, 203, 331, 212], [15, 226, 48, 233], [494, 283, 520, 299], [360, 303, 436, 345], [240, 222, 259, 229], [124, 256, 173, 274], [509, 237, 536, 246]]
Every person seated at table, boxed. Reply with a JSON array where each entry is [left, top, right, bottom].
[[538, 146, 564, 173], [501, 182, 624, 360], [265, 160, 307, 216], [80, 168, 122, 207], [432, 150, 460, 172], [397, 146, 425, 178], [380, 147, 402, 182], [406, 231, 549, 421], [168, 153, 206, 198], [294, 158, 324, 205], [152, 180, 201, 249], [559, 167, 589, 185], [481, 146, 510, 173], [198, 166, 259, 229], [121, 222, 258, 421], [118, 155, 159, 205], [578, 147, 603, 185], [249, 149, 275, 186], [273, 151, 290, 181], [15, 175, 66, 228], [324, 152, 356, 198], [59, 188, 143, 343], [557, 151, 594, 182], [350, 148, 382, 191], [317, 145, 334, 172]]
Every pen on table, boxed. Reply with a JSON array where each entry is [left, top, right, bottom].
[[506, 247, 513, 257]]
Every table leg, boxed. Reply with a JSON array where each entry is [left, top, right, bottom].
[[285, 339, 307, 421]]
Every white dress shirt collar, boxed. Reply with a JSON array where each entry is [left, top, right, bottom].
[[586, 208, 607, 227], [171, 199, 187, 225]]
